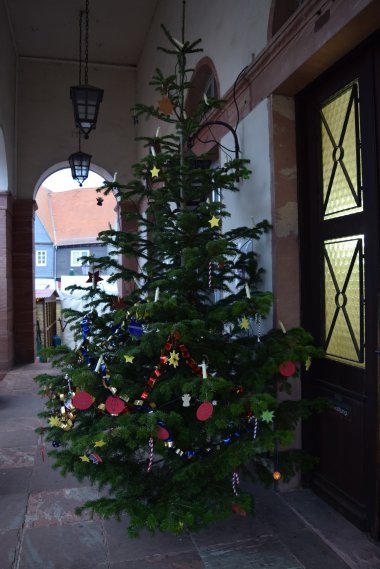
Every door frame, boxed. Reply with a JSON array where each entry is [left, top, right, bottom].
[[296, 31, 380, 537]]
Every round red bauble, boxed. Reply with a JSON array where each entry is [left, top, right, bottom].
[[196, 401, 214, 421], [105, 396, 125, 415], [72, 391, 94, 410], [232, 503, 247, 516], [279, 361, 296, 377], [156, 426, 170, 440]]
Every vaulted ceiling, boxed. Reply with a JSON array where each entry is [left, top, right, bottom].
[[4, 0, 159, 67]]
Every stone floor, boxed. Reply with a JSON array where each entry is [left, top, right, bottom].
[[1, 363, 380, 569]]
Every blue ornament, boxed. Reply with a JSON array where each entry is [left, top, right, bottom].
[[128, 319, 143, 337], [52, 440, 61, 448]]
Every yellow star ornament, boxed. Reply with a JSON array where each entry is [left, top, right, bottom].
[[94, 440, 106, 448], [208, 216, 220, 228], [80, 455, 90, 462], [168, 350, 180, 368], [240, 316, 250, 331], [124, 355, 135, 364], [150, 165, 160, 178], [48, 416, 61, 427]]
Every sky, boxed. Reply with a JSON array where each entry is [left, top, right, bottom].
[[43, 168, 105, 192]]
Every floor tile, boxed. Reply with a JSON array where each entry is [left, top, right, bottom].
[[283, 490, 380, 569], [0, 529, 20, 569], [0, 446, 37, 468], [103, 517, 196, 563], [110, 550, 205, 568], [199, 537, 303, 569], [0, 467, 33, 494], [25, 486, 101, 528], [0, 394, 43, 417], [191, 512, 274, 548], [29, 460, 89, 492], [18, 522, 107, 569], [0, 416, 40, 447], [0, 492, 29, 530]]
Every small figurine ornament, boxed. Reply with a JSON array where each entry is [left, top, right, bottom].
[[182, 394, 191, 407]]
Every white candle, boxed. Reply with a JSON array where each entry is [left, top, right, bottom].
[[95, 355, 104, 373], [279, 320, 287, 334], [155, 127, 160, 138], [199, 360, 208, 379], [154, 287, 160, 302], [150, 146, 156, 157], [245, 282, 251, 299]]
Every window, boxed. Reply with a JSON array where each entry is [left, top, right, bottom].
[[70, 250, 90, 267], [36, 250, 47, 267]]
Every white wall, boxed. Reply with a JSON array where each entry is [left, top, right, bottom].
[[17, 60, 137, 199], [137, 0, 272, 100], [222, 100, 272, 294], [0, 1, 17, 194]]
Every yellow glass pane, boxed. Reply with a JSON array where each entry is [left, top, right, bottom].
[[321, 81, 362, 219], [324, 235, 365, 367]]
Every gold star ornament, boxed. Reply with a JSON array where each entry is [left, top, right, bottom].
[[168, 350, 180, 368], [240, 316, 250, 331], [48, 416, 61, 427], [150, 165, 160, 178], [80, 455, 90, 462], [208, 216, 220, 228], [94, 440, 107, 448], [124, 354, 135, 364]]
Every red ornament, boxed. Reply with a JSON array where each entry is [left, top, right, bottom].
[[105, 396, 125, 415], [72, 391, 94, 410], [232, 503, 247, 516], [196, 402, 214, 421], [156, 426, 170, 440], [86, 271, 103, 284], [112, 297, 127, 309], [279, 361, 296, 377], [147, 377, 156, 388]]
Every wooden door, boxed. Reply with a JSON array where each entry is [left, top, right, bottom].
[[296, 31, 380, 537]]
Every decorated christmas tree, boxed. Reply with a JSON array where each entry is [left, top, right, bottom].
[[35, 13, 323, 536]]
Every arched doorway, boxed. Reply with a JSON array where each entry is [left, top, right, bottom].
[[34, 165, 118, 352]]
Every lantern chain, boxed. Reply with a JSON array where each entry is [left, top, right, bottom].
[[78, 10, 83, 84], [85, 0, 89, 85]]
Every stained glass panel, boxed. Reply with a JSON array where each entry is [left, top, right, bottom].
[[324, 235, 365, 366], [321, 81, 362, 219]]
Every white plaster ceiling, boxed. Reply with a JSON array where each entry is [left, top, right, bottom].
[[4, 0, 159, 67]]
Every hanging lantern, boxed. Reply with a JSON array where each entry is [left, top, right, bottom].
[[70, 0, 103, 139], [68, 149, 92, 187], [70, 85, 103, 139]]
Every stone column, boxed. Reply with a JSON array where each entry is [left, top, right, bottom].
[[0, 193, 14, 377], [12, 199, 36, 364]]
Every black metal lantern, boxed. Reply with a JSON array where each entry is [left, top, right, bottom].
[[70, 0, 103, 139], [68, 147, 92, 187]]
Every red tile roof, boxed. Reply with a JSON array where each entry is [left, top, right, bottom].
[[35, 289, 58, 300], [36, 186, 117, 246]]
